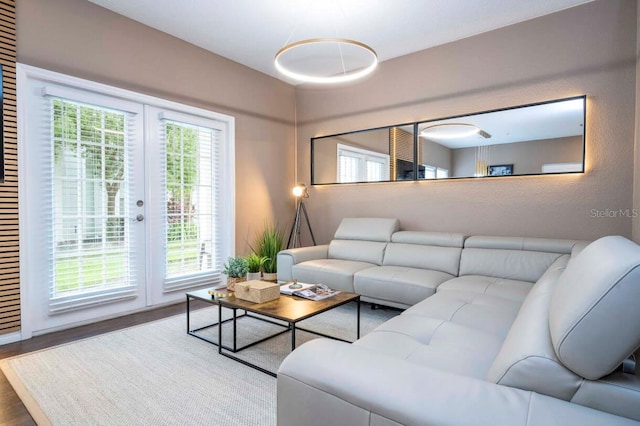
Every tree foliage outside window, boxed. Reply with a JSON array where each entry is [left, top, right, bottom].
[[52, 99, 129, 294], [165, 123, 199, 243], [53, 99, 127, 246]]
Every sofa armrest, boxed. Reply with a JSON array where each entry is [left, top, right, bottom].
[[277, 245, 329, 282], [277, 339, 638, 426]]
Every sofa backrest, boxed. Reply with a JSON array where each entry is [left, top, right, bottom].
[[489, 236, 640, 421], [549, 235, 640, 380], [487, 254, 582, 400], [333, 218, 400, 242], [327, 218, 400, 265], [459, 236, 582, 283], [383, 231, 465, 276]]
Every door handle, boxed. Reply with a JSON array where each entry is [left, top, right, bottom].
[[136, 214, 144, 222]]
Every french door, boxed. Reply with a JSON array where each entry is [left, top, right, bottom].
[[19, 65, 234, 337]]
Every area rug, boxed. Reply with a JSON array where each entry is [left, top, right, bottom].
[[1, 303, 398, 426]]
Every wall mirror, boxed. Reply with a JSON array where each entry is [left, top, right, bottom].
[[311, 96, 585, 185]]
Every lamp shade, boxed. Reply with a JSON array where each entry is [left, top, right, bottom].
[[292, 184, 307, 198]]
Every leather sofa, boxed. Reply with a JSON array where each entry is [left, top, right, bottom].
[[276, 218, 640, 425]]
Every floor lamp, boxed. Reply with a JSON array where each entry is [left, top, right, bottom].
[[287, 184, 316, 249]]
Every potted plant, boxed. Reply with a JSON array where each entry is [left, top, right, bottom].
[[255, 222, 284, 282], [222, 256, 248, 291], [245, 252, 268, 281]]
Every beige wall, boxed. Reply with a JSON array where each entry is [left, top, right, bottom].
[[633, 0, 640, 244], [451, 136, 583, 177], [296, 0, 637, 243], [422, 139, 452, 172], [17, 0, 296, 253]]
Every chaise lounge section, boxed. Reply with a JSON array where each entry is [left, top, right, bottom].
[[276, 218, 640, 425]]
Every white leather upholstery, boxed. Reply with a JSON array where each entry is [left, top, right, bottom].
[[438, 275, 534, 302], [459, 248, 563, 283], [277, 227, 640, 424], [464, 236, 583, 254], [291, 259, 375, 292], [571, 373, 640, 421], [382, 242, 461, 276], [277, 245, 328, 282], [550, 236, 640, 380], [404, 290, 522, 338], [487, 255, 582, 400], [328, 240, 387, 265], [278, 340, 639, 426], [333, 217, 399, 241], [355, 315, 504, 378], [390, 230, 465, 247], [354, 266, 453, 307]]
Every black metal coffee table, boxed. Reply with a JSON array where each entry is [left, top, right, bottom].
[[186, 288, 360, 377]]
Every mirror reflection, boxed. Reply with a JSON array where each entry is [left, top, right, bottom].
[[312, 126, 416, 184], [311, 96, 585, 185]]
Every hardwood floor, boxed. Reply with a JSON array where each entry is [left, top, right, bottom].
[[0, 302, 194, 425]]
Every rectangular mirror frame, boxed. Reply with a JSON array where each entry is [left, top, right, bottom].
[[311, 95, 586, 185]]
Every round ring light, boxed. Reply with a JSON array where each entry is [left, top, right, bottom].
[[274, 38, 378, 84], [420, 123, 481, 139]]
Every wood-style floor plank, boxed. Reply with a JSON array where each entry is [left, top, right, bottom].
[[0, 302, 195, 425]]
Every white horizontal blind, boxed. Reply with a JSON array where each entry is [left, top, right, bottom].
[[161, 118, 222, 291], [338, 154, 360, 183], [366, 159, 385, 181], [436, 168, 449, 179], [424, 165, 437, 179], [338, 144, 390, 183], [48, 97, 137, 312]]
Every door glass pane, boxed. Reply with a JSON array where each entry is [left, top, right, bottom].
[[165, 122, 216, 278], [52, 99, 131, 298]]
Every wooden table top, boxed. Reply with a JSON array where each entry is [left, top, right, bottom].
[[218, 290, 359, 323]]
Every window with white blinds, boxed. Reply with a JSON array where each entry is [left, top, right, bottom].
[[41, 95, 139, 313], [161, 118, 223, 291], [337, 143, 390, 183], [48, 97, 138, 312], [424, 164, 449, 180]]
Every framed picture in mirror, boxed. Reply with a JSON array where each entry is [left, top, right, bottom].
[[488, 164, 513, 176]]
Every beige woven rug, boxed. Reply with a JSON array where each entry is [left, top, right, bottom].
[[2, 303, 397, 426]]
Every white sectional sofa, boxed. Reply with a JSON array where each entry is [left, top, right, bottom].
[[276, 218, 640, 425]]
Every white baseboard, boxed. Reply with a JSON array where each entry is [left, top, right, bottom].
[[0, 331, 22, 346]]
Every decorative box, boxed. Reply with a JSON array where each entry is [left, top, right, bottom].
[[234, 280, 280, 303]]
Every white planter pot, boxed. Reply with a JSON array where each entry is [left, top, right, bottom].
[[247, 272, 261, 281]]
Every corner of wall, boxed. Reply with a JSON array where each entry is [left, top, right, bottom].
[[632, 0, 640, 243]]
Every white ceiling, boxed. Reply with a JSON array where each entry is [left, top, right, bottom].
[[87, 0, 593, 85], [415, 97, 585, 149]]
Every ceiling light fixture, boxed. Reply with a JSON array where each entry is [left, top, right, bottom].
[[420, 123, 481, 139], [274, 38, 378, 84]]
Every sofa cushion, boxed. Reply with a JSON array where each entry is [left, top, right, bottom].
[[437, 275, 534, 303], [459, 236, 582, 283], [354, 266, 454, 306], [291, 259, 375, 292], [328, 240, 388, 265], [403, 290, 522, 338], [487, 255, 582, 400], [391, 231, 465, 248], [464, 236, 581, 254], [355, 315, 504, 379], [550, 236, 640, 380], [334, 217, 399, 242], [459, 248, 563, 283], [382, 242, 461, 276]]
